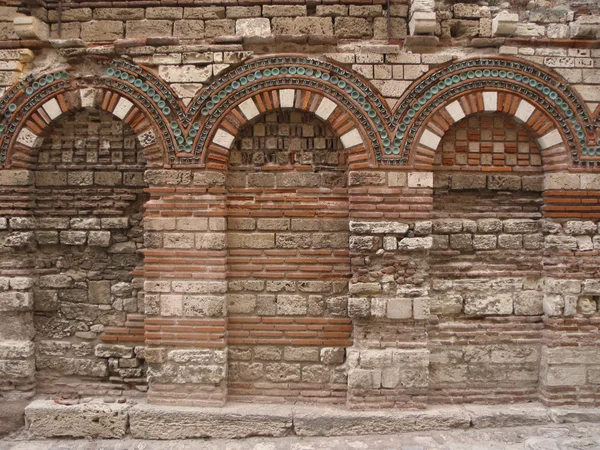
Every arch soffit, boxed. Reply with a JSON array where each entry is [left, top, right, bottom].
[[395, 56, 600, 170], [1, 55, 598, 170]]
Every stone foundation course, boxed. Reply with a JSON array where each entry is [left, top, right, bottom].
[[22, 400, 600, 440]]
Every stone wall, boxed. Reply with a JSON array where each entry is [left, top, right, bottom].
[[1, 0, 600, 435]]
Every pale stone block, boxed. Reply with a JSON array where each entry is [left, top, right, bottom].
[[16, 127, 42, 148], [13, 15, 49, 40], [340, 128, 363, 149], [350, 221, 409, 234], [112, 97, 133, 120], [279, 89, 295, 109], [383, 236, 397, 251], [408, 171, 433, 188], [514, 100, 535, 123], [538, 129, 562, 149], [213, 128, 235, 149], [419, 129, 441, 150], [41, 98, 62, 121], [482, 91, 497, 111], [388, 172, 407, 187], [238, 98, 260, 120], [387, 298, 412, 319], [543, 365, 586, 387], [445, 100, 465, 123], [236, 18, 271, 37], [409, 11, 436, 35], [580, 174, 600, 190], [80, 88, 97, 108], [314, 97, 337, 120], [492, 11, 518, 36], [544, 172, 580, 190]]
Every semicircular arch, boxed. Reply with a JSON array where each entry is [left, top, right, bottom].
[[391, 56, 599, 170]]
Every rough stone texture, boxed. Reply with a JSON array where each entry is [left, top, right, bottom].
[[25, 400, 129, 438], [129, 402, 292, 439]]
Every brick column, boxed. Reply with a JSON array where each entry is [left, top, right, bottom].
[[539, 172, 600, 406], [143, 169, 228, 406], [0, 170, 36, 434], [346, 170, 432, 409]]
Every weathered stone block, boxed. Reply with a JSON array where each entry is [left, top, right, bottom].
[[26, 400, 129, 438], [464, 293, 513, 315], [81, 21, 123, 41]]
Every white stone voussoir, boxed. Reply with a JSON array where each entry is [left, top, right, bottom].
[[514, 100, 536, 123], [445, 100, 466, 123], [538, 129, 563, 149], [340, 128, 363, 149], [213, 128, 235, 149], [238, 98, 260, 121], [482, 91, 498, 111], [16, 127, 42, 148], [279, 89, 295, 109], [419, 129, 441, 150], [315, 97, 337, 121], [112, 96, 134, 120], [41, 98, 62, 121]]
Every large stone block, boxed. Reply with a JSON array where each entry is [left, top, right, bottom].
[[130, 402, 291, 439], [26, 400, 129, 438], [81, 21, 123, 41], [464, 293, 513, 315]]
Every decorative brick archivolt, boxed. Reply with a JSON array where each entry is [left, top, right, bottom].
[[414, 91, 569, 170], [396, 57, 599, 170], [0, 65, 166, 169], [2, 55, 597, 171]]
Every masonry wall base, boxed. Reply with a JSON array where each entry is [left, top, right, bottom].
[[21, 399, 600, 440]]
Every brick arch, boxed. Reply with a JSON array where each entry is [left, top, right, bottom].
[[4, 86, 165, 169], [203, 86, 369, 170], [390, 56, 599, 169], [194, 54, 392, 168], [413, 89, 569, 170]]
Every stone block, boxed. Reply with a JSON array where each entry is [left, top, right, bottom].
[[0, 170, 33, 186], [492, 11, 518, 36], [13, 15, 49, 40], [173, 20, 204, 39], [95, 344, 134, 358], [81, 21, 123, 41], [387, 298, 412, 319], [349, 221, 409, 235], [543, 365, 586, 387], [335, 17, 370, 38], [398, 237, 432, 251], [26, 400, 129, 438], [348, 297, 371, 318], [88, 281, 111, 305], [464, 293, 513, 315], [450, 174, 486, 190], [205, 19, 235, 38], [409, 11, 436, 35], [126, 20, 172, 38], [408, 171, 433, 188], [183, 295, 225, 317]]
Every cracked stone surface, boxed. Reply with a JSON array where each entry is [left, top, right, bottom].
[[3, 423, 600, 449]]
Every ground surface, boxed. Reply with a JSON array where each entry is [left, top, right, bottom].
[[2, 422, 600, 450]]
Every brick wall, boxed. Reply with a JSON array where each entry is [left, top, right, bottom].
[[225, 111, 351, 403], [25, 109, 147, 397], [0, 0, 600, 426]]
